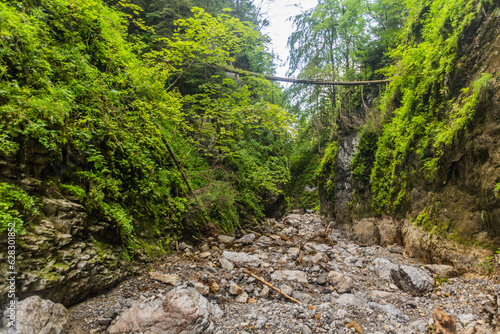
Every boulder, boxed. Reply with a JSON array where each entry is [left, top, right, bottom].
[[390, 265, 434, 296], [351, 218, 381, 245], [327, 271, 354, 294], [271, 270, 308, 283], [235, 233, 256, 244], [221, 251, 263, 268], [9, 296, 69, 334], [108, 286, 223, 334], [373, 258, 397, 281]]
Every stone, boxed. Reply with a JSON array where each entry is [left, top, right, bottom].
[[310, 252, 328, 263], [378, 218, 402, 246], [335, 294, 364, 307], [317, 274, 327, 285], [280, 284, 294, 297], [97, 317, 112, 326], [292, 291, 314, 304], [261, 286, 270, 298], [457, 314, 475, 326], [300, 324, 313, 334], [256, 236, 272, 245], [373, 258, 398, 281], [149, 271, 182, 285], [433, 308, 457, 334], [288, 247, 300, 260], [304, 242, 331, 253], [221, 251, 263, 268], [200, 243, 210, 252], [218, 235, 235, 244], [271, 270, 308, 283], [351, 218, 381, 245], [422, 264, 458, 278], [235, 292, 249, 303], [229, 282, 243, 295], [108, 286, 223, 334], [195, 282, 210, 296], [327, 271, 354, 294], [391, 265, 434, 296], [199, 251, 211, 259], [219, 257, 235, 271], [235, 233, 256, 244], [12, 296, 68, 334]]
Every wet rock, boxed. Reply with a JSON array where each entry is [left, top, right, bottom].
[[12, 296, 68, 334], [391, 265, 434, 296], [149, 271, 181, 285], [271, 270, 308, 283], [108, 286, 223, 334], [235, 233, 256, 244], [327, 271, 354, 294]]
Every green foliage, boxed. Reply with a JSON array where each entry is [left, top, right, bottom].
[[495, 183, 500, 198], [0, 0, 291, 249], [317, 141, 339, 207], [369, 0, 493, 215], [0, 183, 40, 233]]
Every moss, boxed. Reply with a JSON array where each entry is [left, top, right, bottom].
[[317, 141, 339, 212]]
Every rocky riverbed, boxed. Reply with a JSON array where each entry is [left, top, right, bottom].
[[3, 213, 500, 333]]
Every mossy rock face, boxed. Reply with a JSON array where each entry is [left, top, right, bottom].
[[0, 196, 144, 307]]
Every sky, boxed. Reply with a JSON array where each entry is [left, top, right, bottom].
[[260, 0, 318, 77]]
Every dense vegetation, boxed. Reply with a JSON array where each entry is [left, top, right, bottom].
[[1, 0, 497, 254], [0, 0, 290, 250]]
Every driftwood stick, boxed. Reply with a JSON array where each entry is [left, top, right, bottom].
[[241, 268, 301, 304]]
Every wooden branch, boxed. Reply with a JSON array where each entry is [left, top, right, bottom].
[[218, 65, 391, 86], [241, 268, 301, 304]]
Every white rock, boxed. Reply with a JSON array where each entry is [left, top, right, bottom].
[[108, 286, 223, 334], [11, 296, 68, 334], [271, 270, 308, 283], [221, 251, 263, 268]]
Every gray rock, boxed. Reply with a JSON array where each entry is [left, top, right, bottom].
[[288, 247, 300, 260], [390, 265, 434, 296], [280, 284, 294, 297], [11, 296, 68, 334], [229, 283, 243, 295], [271, 270, 308, 283], [422, 264, 458, 278], [335, 294, 364, 307], [261, 286, 270, 298], [292, 291, 314, 304], [218, 235, 235, 244], [458, 313, 475, 325], [300, 324, 313, 334], [256, 236, 272, 245], [304, 242, 331, 253], [219, 257, 235, 271], [235, 233, 256, 244], [221, 251, 263, 268], [327, 271, 354, 293], [108, 286, 223, 334], [317, 275, 327, 285], [373, 258, 397, 281], [235, 292, 249, 303]]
